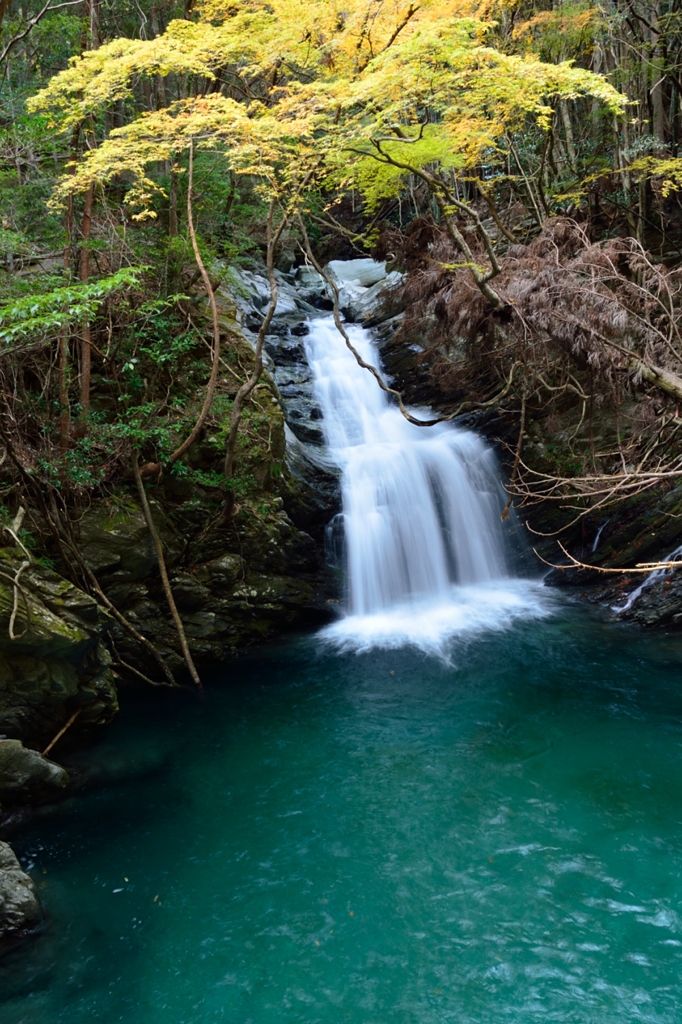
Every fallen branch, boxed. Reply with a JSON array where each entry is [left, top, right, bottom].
[[42, 707, 81, 757], [42, 498, 181, 687], [535, 540, 682, 574], [550, 313, 682, 405], [297, 214, 441, 426], [111, 655, 183, 689], [0, 422, 180, 686], [84, 569, 180, 687]]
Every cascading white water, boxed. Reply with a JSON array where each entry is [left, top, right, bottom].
[[305, 318, 548, 653], [613, 543, 682, 614]]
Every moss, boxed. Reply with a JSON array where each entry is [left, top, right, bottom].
[[0, 550, 117, 741]]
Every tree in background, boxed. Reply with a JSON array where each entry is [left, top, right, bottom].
[[2, 0, 682, 599]]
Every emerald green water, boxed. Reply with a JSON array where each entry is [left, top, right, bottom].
[[3, 605, 682, 1022]]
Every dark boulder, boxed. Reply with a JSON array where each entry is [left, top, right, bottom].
[[0, 739, 69, 805], [0, 842, 42, 951]]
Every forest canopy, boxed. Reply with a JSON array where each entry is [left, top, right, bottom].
[[2, 0, 682, 565]]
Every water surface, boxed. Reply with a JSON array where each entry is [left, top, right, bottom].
[[2, 604, 682, 1023]]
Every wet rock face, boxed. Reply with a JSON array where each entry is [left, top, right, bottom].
[[223, 264, 342, 521], [0, 550, 118, 743], [201, 553, 245, 587], [281, 430, 341, 533], [539, 484, 682, 626], [0, 739, 69, 805], [0, 842, 42, 950], [0, 257, 387, 697], [226, 260, 402, 457], [624, 575, 682, 627], [221, 266, 328, 451], [221, 257, 413, 547]]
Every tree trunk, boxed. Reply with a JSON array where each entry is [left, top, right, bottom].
[[168, 164, 178, 238], [651, 3, 667, 153], [132, 453, 202, 691], [166, 140, 221, 465], [78, 184, 93, 421], [59, 192, 74, 450], [77, 0, 100, 426], [224, 200, 278, 486], [559, 99, 577, 170]]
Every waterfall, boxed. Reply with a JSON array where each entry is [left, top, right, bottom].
[[613, 543, 682, 614], [304, 318, 547, 653], [592, 518, 610, 553]]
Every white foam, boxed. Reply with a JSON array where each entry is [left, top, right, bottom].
[[319, 579, 550, 658]]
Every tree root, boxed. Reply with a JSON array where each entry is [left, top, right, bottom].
[[2, 506, 31, 639], [132, 452, 202, 691]]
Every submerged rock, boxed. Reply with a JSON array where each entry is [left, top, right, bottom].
[[0, 739, 69, 804], [0, 842, 42, 950]]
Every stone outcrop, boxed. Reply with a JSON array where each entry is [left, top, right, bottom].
[[325, 258, 403, 323], [0, 548, 118, 743], [0, 262, 347, 707], [79, 500, 184, 579], [0, 842, 42, 950], [96, 497, 329, 673], [0, 740, 69, 807], [219, 264, 342, 530], [218, 257, 404, 534]]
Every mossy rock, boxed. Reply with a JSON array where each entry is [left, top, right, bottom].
[[78, 499, 184, 580], [0, 550, 118, 742]]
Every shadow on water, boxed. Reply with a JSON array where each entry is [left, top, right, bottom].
[[2, 602, 682, 1022]]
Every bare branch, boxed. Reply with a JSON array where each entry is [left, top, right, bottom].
[[132, 452, 202, 691], [0, 0, 83, 65], [537, 541, 682, 576], [167, 139, 221, 464]]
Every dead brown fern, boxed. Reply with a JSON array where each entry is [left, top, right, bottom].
[[380, 217, 682, 526]]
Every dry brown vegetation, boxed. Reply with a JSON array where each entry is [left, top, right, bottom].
[[379, 216, 682, 526]]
